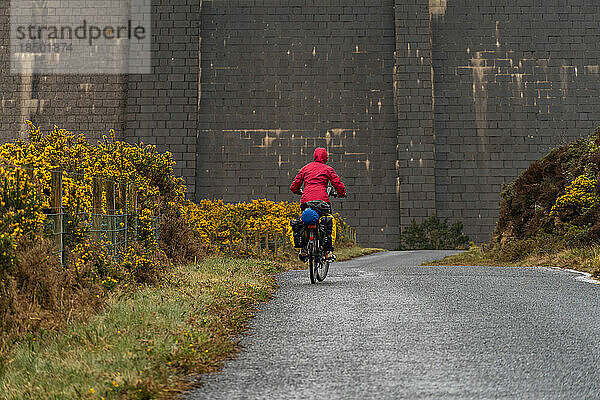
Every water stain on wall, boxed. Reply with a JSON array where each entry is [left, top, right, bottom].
[[18, 56, 36, 139], [429, 0, 447, 17], [470, 52, 492, 155]]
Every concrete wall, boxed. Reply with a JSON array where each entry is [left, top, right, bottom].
[[394, 0, 437, 233], [125, 0, 200, 198], [0, 3, 128, 141], [2, 0, 600, 248], [429, 0, 600, 240], [1, 0, 199, 198], [196, 0, 400, 248]]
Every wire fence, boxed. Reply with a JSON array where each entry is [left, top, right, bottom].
[[2, 164, 357, 261], [3, 166, 159, 265]]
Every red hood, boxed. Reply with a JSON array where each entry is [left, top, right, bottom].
[[313, 148, 328, 163]]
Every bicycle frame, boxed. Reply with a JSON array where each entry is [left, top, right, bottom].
[[296, 185, 340, 284], [305, 222, 328, 284]]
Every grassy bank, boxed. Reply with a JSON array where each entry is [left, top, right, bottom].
[[335, 245, 385, 261], [427, 244, 600, 278], [0, 246, 382, 399], [281, 245, 385, 268]]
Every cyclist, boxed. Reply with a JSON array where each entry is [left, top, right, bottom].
[[290, 147, 346, 261]]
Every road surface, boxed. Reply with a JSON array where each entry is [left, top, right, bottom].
[[184, 251, 600, 399]]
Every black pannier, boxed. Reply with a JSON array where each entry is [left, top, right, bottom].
[[290, 218, 307, 248], [319, 215, 334, 252]]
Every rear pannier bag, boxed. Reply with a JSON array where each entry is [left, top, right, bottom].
[[290, 218, 307, 248], [319, 215, 334, 251]]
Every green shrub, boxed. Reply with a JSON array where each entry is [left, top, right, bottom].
[[495, 127, 600, 245], [563, 223, 594, 247], [398, 215, 470, 250]]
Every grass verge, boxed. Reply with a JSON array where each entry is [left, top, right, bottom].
[[425, 246, 500, 267], [335, 246, 386, 261], [427, 244, 600, 278], [268, 244, 385, 269], [0, 245, 381, 399]]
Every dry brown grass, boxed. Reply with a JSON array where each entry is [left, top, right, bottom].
[[428, 242, 600, 277], [159, 211, 208, 264], [0, 234, 173, 353], [0, 238, 102, 351]]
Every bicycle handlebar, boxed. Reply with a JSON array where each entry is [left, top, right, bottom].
[[295, 187, 344, 198]]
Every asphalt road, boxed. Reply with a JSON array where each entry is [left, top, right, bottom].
[[184, 251, 600, 399]]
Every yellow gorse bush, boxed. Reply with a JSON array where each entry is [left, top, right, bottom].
[[0, 122, 185, 223], [550, 174, 600, 217], [0, 122, 183, 277], [0, 122, 186, 212], [183, 199, 300, 244], [0, 166, 46, 266], [182, 199, 348, 254]]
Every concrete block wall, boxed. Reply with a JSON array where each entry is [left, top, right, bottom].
[[430, 0, 600, 241], [3, 0, 600, 247], [0, 0, 200, 201], [0, 2, 127, 142], [125, 0, 200, 198], [0, 2, 28, 140], [394, 0, 437, 230], [197, 0, 400, 248]]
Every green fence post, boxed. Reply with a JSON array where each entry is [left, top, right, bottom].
[[105, 180, 116, 255], [51, 170, 63, 266], [92, 177, 102, 242]]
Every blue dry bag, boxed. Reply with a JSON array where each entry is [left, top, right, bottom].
[[301, 208, 319, 225]]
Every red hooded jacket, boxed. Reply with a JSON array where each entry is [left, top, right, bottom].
[[290, 148, 346, 203]]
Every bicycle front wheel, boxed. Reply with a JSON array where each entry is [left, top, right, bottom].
[[316, 259, 329, 282], [309, 256, 316, 284]]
